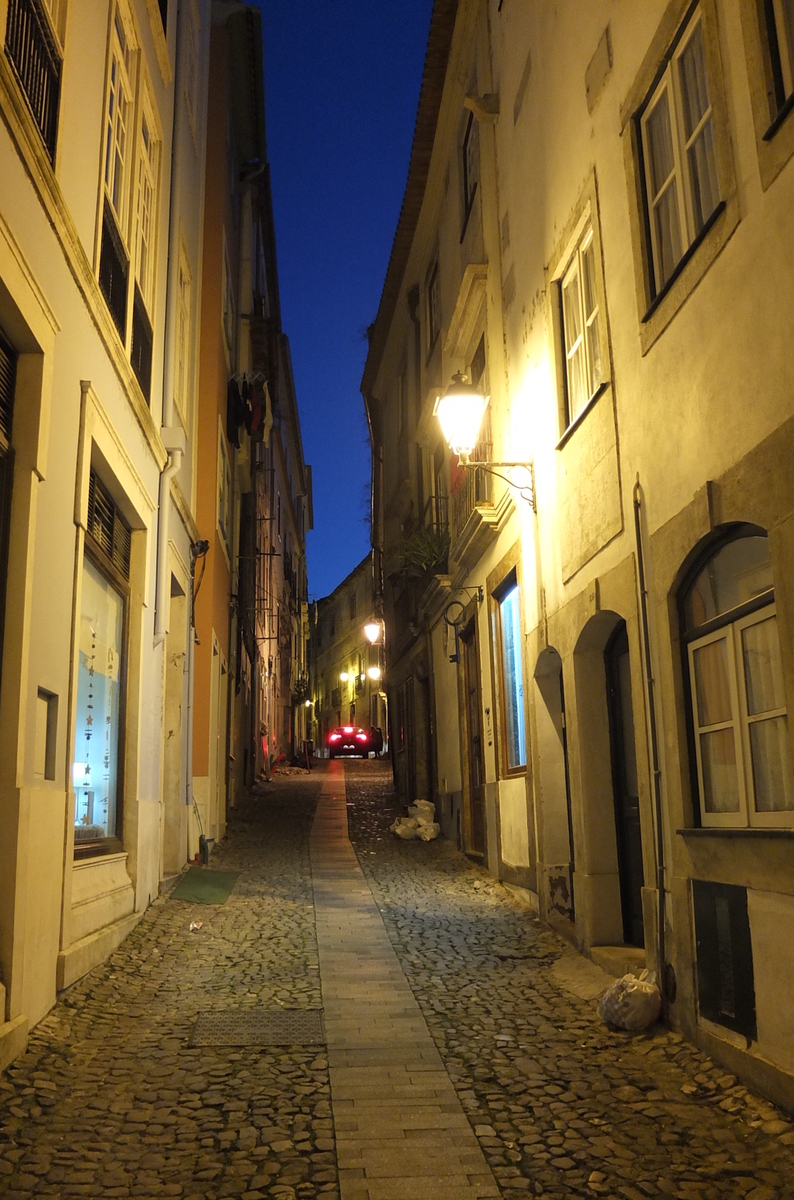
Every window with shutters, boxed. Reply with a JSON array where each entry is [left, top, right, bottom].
[[74, 470, 130, 855], [681, 528, 792, 828], [4, 0, 63, 160]]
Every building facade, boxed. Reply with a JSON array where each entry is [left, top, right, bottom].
[[365, 0, 794, 1109], [0, 0, 309, 1072]]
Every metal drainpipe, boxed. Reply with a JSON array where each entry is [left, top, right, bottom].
[[154, 449, 183, 645], [633, 475, 667, 1012]]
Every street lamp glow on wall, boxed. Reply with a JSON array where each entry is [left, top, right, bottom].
[[435, 372, 536, 510]]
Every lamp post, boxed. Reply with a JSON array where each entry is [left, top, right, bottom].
[[434, 373, 536, 509]]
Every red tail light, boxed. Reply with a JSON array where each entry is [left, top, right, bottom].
[[329, 733, 341, 742], [356, 733, 367, 741]]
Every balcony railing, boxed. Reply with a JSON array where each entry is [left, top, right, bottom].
[[5, 0, 61, 160]]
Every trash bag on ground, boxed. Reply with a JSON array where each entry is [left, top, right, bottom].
[[408, 799, 436, 821], [415, 821, 440, 841], [598, 969, 661, 1031], [390, 816, 420, 840]]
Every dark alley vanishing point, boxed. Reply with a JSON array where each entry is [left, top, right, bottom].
[[1, 761, 794, 1200]]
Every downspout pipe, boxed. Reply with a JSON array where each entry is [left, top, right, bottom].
[[154, 448, 183, 645], [633, 475, 667, 1013]]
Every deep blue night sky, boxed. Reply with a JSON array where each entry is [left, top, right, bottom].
[[257, 2, 434, 602]]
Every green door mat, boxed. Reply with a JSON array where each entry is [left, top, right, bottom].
[[170, 867, 239, 905]]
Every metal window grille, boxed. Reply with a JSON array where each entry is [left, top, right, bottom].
[[131, 285, 153, 401], [5, 0, 62, 160], [692, 880, 756, 1038], [0, 329, 17, 449], [99, 202, 129, 338], [87, 471, 131, 579]]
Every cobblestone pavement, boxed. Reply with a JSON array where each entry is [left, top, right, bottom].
[[0, 778, 336, 1200], [342, 760, 794, 1200], [3, 762, 794, 1200]]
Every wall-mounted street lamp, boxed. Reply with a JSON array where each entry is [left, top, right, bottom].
[[363, 620, 382, 644], [367, 666, 382, 681], [304, 699, 312, 708], [434, 373, 536, 510], [340, 671, 349, 682]]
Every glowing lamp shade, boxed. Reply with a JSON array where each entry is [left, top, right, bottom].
[[304, 700, 312, 708], [339, 671, 349, 682], [363, 621, 381, 644], [367, 666, 382, 680], [434, 373, 487, 458]]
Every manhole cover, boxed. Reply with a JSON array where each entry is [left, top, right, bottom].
[[189, 1008, 325, 1047]]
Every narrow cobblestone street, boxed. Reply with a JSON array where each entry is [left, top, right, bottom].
[[2, 760, 794, 1200]]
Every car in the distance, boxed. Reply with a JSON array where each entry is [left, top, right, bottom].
[[328, 726, 370, 758]]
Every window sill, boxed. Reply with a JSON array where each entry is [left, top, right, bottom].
[[677, 826, 794, 839], [555, 381, 609, 450]]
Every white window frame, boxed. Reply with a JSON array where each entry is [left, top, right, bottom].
[[174, 242, 192, 424], [688, 602, 792, 828], [640, 7, 721, 294], [217, 422, 232, 556], [560, 222, 604, 427], [104, 5, 136, 238], [771, 0, 794, 103], [134, 93, 160, 313]]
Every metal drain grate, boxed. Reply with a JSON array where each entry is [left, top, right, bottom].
[[189, 1008, 325, 1047]]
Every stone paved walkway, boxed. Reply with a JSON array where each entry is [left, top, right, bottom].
[[2, 760, 794, 1200], [312, 764, 498, 1200]]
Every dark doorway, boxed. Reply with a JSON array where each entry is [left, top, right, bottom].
[[461, 619, 485, 858], [605, 622, 644, 946]]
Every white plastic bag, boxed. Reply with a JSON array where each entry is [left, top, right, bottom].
[[598, 969, 661, 1031], [408, 799, 436, 822], [391, 817, 419, 840], [416, 821, 440, 841]]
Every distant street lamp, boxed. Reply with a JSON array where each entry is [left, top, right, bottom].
[[434, 372, 536, 509]]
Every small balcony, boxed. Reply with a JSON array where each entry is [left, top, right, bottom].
[[5, 0, 62, 160]]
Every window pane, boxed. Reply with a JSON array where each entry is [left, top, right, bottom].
[[687, 118, 719, 232], [685, 536, 773, 630], [582, 241, 598, 319], [749, 716, 794, 811], [73, 557, 124, 842], [693, 638, 733, 726], [646, 90, 676, 197], [700, 728, 741, 813], [679, 22, 710, 138], [499, 584, 526, 769], [742, 616, 786, 715], [562, 267, 583, 349], [653, 184, 684, 287], [566, 344, 588, 421]]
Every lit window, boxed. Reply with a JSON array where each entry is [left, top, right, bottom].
[[683, 532, 792, 827], [74, 472, 130, 853], [496, 577, 526, 772], [639, 8, 720, 293], [560, 223, 603, 425]]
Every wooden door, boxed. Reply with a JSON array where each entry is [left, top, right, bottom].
[[605, 623, 644, 946], [461, 620, 485, 858]]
